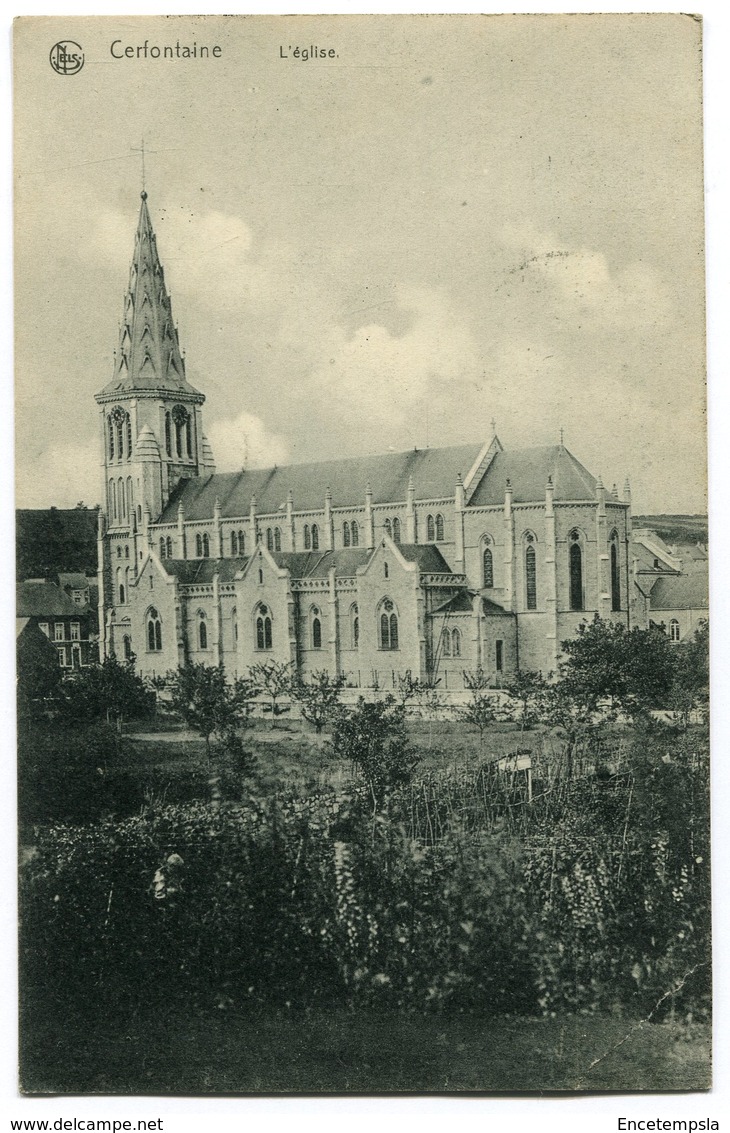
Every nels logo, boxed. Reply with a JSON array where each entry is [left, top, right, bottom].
[[49, 41, 84, 75]]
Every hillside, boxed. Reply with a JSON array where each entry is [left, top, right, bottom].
[[16, 507, 99, 581], [632, 514, 708, 546]]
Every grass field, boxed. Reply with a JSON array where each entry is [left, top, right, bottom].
[[20, 1005, 710, 1094]]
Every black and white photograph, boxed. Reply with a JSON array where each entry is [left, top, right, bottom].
[[11, 11, 715, 1101]]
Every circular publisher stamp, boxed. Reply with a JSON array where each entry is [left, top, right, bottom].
[[49, 41, 84, 75]]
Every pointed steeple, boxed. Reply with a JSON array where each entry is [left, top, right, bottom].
[[97, 192, 202, 398]]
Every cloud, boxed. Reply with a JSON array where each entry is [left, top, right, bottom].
[[207, 411, 290, 472]]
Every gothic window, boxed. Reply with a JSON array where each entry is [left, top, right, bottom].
[[610, 532, 621, 612], [384, 518, 392, 539], [116, 545, 122, 559], [569, 531, 584, 611], [198, 612, 208, 651], [525, 535, 537, 610], [185, 416, 192, 458], [232, 607, 238, 645], [127, 477, 133, 516], [435, 513, 445, 542], [392, 517, 401, 544], [427, 514, 435, 541], [311, 607, 322, 650], [452, 628, 461, 658], [343, 522, 351, 547], [126, 415, 132, 460], [109, 480, 117, 519], [118, 477, 126, 519], [350, 604, 359, 649], [123, 635, 133, 661], [274, 527, 281, 552], [202, 533, 210, 558], [311, 523, 319, 551], [238, 530, 245, 555], [160, 538, 166, 559], [164, 412, 172, 458], [231, 531, 238, 556], [117, 568, 125, 605], [196, 533, 203, 557], [351, 521, 359, 547], [670, 619, 681, 643], [108, 416, 115, 460], [166, 536, 173, 558], [255, 604, 273, 650], [116, 420, 124, 460], [304, 524, 311, 550], [483, 544, 494, 588], [378, 599, 399, 650], [147, 607, 162, 652], [258, 567, 263, 585], [266, 528, 273, 551], [442, 629, 451, 657], [172, 405, 189, 459], [384, 561, 389, 579], [496, 640, 504, 673], [125, 545, 130, 559]]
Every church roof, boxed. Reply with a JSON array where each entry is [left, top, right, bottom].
[[431, 591, 514, 617], [96, 193, 202, 400], [158, 442, 484, 522], [467, 445, 597, 505], [649, 574, 709, 611], [160, 559, 245, 585]]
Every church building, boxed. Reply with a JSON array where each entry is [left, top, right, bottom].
[[96, 193, 637, 689]]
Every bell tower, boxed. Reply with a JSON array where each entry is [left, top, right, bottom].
[[95, 191, 215, 656]]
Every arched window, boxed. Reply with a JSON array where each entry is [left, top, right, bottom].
[[384, 518, 392, 539], [123, 634, 132, 661], [483, 543, 494, 588], [452, 628, 461, 658], [255, 604, 273, 650], [108, 417, 115, 460], [311, 607, 322, 649], [384, 561, 389, 579], [232, 606, 238, 645], [392, 517, 401, 543], [351, 521, 359, 547], [378, 600, 399, 650], [442, 629, 451, 657], [166, 536, 173, 558], [116, 419, 124, 460], [159, 537, 166, 559], [311, 523, 319, 551], [116, 568, 125, 605], [198, 612, 208, 651], [304, 524, 311, 550], [427, 514, 435, 541], [185, 416, 192, 458], [351, 604, 359, 649], [126, 415, 132, 460], [239, 530, 245, 555], [274, 527, 281, 552], [231, 531, 238, 556], [196, 533, 203, 557], [343, 522, 351, 547], [147, 607, 162, 652], [670, 619, 681, 643], [127, 477, 133, 517], [525, 535, 537, 610], [610, 533, 621, 612], [117, 545, 122, 559], [266, 528, 273, 551], [124, 545, 129, 559], [569, 531, 583, 611], [118, 477, 126, 519], [164, 412, 172, 457], [435, 514, 444, 542], [109, 479, 117, 519]]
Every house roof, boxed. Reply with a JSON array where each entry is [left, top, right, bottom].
[[467, 445, 598, 506], [17, 580, 85, 618], [650, 574, 709, 612], [157, 442, 484, 523]]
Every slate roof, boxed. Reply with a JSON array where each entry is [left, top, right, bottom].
[[160, 559, 247, 585], [157, 442, 484, 523], [650, 574, 709, 611], [468, 446, 597, 506], [431, 591, 514, 617], [17, 580, 86, 618]]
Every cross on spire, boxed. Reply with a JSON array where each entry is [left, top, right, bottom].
[[131, 138, 156, 194], [559, 426, 565, 446], [490, 417, 497, 435]]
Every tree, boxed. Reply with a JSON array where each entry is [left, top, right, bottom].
[[16, 624, 61, 717], [461, 690, 496, 748], [332, 695, 419, 810], [56, 655, 153, 732], [504, 670, 550, 732], [169, 663, 257, 759], [558, 615, 675, 719], [289, 670, 345, 733], [668, 620, 709, 727], [249, 659, 294, 719]]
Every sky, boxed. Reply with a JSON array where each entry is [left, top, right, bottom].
[[13, 13, 707, 514]]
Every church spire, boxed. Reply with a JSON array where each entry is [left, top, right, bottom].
[[97, 192, 201, 399]]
